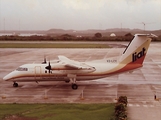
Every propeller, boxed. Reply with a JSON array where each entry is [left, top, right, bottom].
[[42, 56, 47, 64], [45, 61, 51, 73]]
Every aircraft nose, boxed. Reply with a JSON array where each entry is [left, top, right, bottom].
[[3, 75, 9, 81], [3, 73, 13, 81]]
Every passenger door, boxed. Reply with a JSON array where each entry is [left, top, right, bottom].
[[34, 66, 41, 80]]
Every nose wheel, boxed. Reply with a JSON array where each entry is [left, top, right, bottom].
[[72, 84, 78, 90], [13, 82, 18, 87]]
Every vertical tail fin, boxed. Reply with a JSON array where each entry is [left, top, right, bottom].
[[119, 34, 157, 65]]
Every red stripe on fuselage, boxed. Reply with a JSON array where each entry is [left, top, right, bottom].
[[108, 54, 146, 74]]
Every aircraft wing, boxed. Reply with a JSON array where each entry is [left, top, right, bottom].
[[58, 55, 94, 70]]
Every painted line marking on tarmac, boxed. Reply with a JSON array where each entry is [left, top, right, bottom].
[[136, 104, 140, 107], [128, 104, 155, 108]]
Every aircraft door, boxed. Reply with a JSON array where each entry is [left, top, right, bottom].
[[34, 66, 42, 80]]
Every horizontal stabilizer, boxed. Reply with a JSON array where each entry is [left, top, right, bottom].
[[136, 33, 157, 37]]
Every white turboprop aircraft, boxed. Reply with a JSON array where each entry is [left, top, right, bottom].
[[3, 34, 156, 89]]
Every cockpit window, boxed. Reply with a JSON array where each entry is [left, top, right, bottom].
[[16, 67, 28, 71]]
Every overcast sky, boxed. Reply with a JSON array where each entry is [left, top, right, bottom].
[[0, 0, 161, 30]]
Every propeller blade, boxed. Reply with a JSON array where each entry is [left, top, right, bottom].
[[45, 61, 51, 73], [42, 56, 47, 64]]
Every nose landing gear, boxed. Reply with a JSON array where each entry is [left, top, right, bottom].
[[13, 82, 18, 87]]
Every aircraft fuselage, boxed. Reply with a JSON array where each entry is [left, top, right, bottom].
[[4, 61, 121, 82]]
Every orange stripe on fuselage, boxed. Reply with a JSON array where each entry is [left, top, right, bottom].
[[105, 54, 146, 75], [9, 54, 146, 81], [76, 54, 146, 77]]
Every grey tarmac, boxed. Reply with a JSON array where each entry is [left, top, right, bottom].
[[0, 42, 161, 120]]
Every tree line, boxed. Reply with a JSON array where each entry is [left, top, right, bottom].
[[0, 33, 160, 41]]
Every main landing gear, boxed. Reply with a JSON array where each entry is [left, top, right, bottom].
[[68, 74, 78, 90], [13, 82, 18, 87], [72, 83, 78, 90]]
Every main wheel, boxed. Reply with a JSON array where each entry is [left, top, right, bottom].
[[72, 84, 78, 90], [13, 82, 18, 87]]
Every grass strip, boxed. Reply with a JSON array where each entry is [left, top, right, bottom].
[[0, 43, 110, 48], [0, 103, 115, 120]]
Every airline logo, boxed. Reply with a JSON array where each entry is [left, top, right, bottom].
[[132, 47, 146, 62]]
